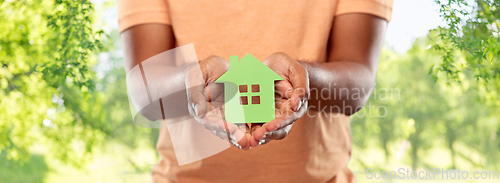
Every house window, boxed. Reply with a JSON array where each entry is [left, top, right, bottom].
[[251, 84, 259, 92], [239, 84, 260, 105], [251, 96, 260, 104], [240, 96, 248, 105], [239, 85, 248, 93]]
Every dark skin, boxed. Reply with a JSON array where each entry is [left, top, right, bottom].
[[121, 13, 387, 150]]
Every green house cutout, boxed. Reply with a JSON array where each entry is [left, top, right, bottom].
[[215, 54, 283, 123]]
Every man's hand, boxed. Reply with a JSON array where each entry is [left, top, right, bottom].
[[186, 56, 252, 150], [250, 52, 310, 147]]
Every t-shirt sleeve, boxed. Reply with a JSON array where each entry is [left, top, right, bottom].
[[118, 0, 171, 33], [335, 0, 393, 22]]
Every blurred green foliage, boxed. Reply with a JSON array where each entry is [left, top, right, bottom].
[[432, 0, 500, 105], [0, 0, 155, 170], [0, 0, 107, 166], [0, 0, 500, 182], [352, 33, 500, 172]]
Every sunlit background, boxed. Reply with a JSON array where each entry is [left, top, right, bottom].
[[1, 0, 499, 182]]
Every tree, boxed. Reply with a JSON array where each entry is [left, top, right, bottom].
[[0, 0, 108, 166], [432, 0, 500, 104], [351, 33, 499, 171]]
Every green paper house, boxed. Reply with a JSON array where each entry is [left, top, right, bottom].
[[215, 54, 283, 123]]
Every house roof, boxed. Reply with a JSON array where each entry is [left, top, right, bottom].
[[215, 54, 283, 83]]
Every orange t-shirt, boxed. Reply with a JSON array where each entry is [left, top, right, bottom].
[[118, 0, 393, 182]]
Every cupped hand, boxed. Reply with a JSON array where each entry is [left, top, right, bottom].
[[249, 52, 310, 147], [185, 56, 252, 150]]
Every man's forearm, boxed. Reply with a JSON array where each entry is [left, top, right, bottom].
[[126, 59, 197, 121], [299, 61, 376, 116]]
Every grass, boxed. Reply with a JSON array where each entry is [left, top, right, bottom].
[[2, 136, 498, 182], [1, 140, 158, 183], [0, 153, 49, 183], [350, 140, 499, 183]]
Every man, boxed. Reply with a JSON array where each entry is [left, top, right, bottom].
[[119, 0, 392, 182]]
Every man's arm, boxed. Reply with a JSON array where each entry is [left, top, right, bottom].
[[121, 24, 188, 121], [121, 24, 251, 149], [250, 13, 387, 145], [301, 13, 387, 116], [121, 24, 175, 72]]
